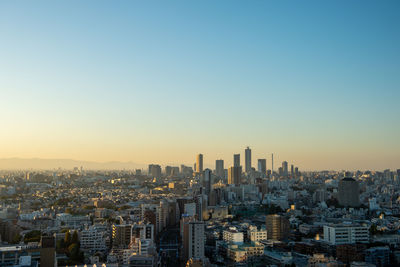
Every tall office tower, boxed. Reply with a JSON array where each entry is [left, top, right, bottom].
[[148, 164, 161, 178], [183, 220, 205, 262], [245, 147, 252, 173], [195, 194, 207, 221], [282, 161, 288, 177], [266, 214, 290, 241], [383, 169, 392, 181], [196, 154, 203, 173], [338, 177, 360, 207], [165, 166, 172, 176], [215, 160, 224, 178], [271, 153, 274, 175], [257, 159, 267, 175], [290, 165, 294, 177], [234, 154, 240, 167], [203, 169, 212, 194], [295, 167, 299, 177], [228, 166, 241, 186], [278, 167, 283, 176]]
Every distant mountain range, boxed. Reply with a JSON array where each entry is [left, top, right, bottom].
[[0, 158, 146, 170]]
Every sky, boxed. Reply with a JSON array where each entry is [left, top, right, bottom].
[[0, 1, 399, 170]]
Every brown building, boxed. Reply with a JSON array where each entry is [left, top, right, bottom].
[[336, 244, 366, 264], [266, 214, 290, 241]]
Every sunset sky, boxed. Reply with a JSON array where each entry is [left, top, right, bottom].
[[1, 1, 399, 170]]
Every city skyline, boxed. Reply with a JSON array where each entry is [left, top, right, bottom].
[[1, 2, 400, 267], [1, 1, 399, 170]]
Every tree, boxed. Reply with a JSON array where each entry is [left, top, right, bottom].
[[68, 243, 79, 260], [370, 224, 378, 235], [71, 230, 79, 244], [12, 233, 21, 244], [56, 238, 66, 250], [24, 230, 41, 243], [65, 231, 71, 246]]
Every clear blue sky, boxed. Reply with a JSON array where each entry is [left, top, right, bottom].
[[0, 1, 399, 170]]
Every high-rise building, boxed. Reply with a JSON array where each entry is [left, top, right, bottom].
[[183, 220, 205, 262], [271, 153, 274, 175], [228, 166, 241, 186], [257, 159, 267, 175], [338, 177, 360, 207], [282, 161, 288, 177], [245, 147, 252, 173], [165, 166, 172, 176], [165, 166, 179, 176], [290, 165, 294, 177], [266, 214, 290, 241], [203, 169, 212, 194], [278, 167, 283, 176], [234, 154, 240, 167], [215, 160, 224, 178], [148, 164, 161, 178], [112, 224, 132, 248], [196, 154, 203, 173], [181, 165, 193, 177]]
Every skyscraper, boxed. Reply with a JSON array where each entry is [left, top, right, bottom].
[[233, 154, 240, 167], [148, 164, 161, 178], [290, 164, 294, 177], [203, 169, 212, 194], [266, 214, 290, 241], [257, 159, 267, 175], [245, 147, 252, 173], [228, 166, 241, 186], [282, 161, 288, 177], [338, 177, 360, 207], [271, 153, 274, 175], [196, 154, 203, 173], [183, 220, 205, 262], [215, 159, 224, 178]]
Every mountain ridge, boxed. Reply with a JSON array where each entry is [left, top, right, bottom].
[[0, 157, 146, 170]]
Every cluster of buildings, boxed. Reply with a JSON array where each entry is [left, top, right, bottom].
[[0, 147, 399, 267]]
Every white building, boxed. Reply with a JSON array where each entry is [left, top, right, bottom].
[[247, 226, 267, 242], [80, 225, 107, 253], [223, 227, 244, 245], [323, 223, 369, 245], [183, 220, 205, 261], [56, 213, 90, 229]]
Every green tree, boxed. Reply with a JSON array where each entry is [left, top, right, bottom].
[[370, 224, 378, 235], [65, 231, 71, 246], [71, 230, 79, 244], [24, 230, 41, 243], [12, 233, 21, 244], [56, 238, 66, 250], [68, 243, 80, 260]]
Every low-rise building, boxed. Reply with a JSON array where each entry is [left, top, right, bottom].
[[323, 223, 369, 245]]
